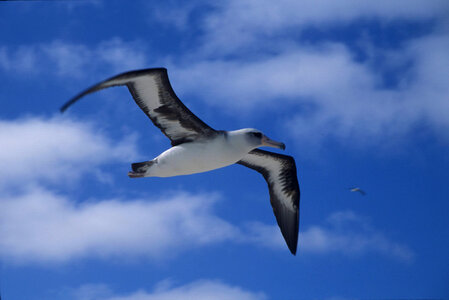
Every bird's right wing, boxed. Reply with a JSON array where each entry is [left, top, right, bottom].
[[61, 68, 217, 146], [237, 149, 300, 254]]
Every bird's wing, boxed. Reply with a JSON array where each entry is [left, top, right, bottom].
[[61, 68, 217, 146], [237, 149, 300, 254]]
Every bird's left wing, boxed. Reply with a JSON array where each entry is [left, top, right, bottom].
[[237, 149, 300, 254], [60, 68, 217, 146]]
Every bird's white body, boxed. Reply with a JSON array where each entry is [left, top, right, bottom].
[[146, 130, 255, 177]]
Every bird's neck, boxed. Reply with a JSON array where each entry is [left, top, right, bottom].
[[225, 130, 257, 152]]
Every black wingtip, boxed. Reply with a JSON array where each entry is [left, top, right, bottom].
[[287, 240, 298, 255], [60, 94, 83, 113], [60, 91, 89, 113], [60, 101, 72, 113]]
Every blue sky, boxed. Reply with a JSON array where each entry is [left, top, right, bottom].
[[0, 0, 448, 299]]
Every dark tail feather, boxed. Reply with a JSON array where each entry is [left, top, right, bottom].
[[131, 160, 154, 173]]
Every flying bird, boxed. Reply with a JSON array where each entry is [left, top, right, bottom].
[[60, 68, 300, 255], [349, 187, 366, 195]]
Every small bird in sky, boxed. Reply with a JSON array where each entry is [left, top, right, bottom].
[[349, 187, 366, 195], [60, 68, 300, 255]]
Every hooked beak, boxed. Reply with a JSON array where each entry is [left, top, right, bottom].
[[262, 135, 286, 150]]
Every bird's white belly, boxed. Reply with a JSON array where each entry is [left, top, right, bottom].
[[148, 139, 250, 177]]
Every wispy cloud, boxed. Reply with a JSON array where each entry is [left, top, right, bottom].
[[150, 0, 447, 61], [0, 38, 148, 78], [0, 45, 37, 74], [64, 280, 266, 300], [247, 211, 414, 262], [173, 0, 448, 55], [302, 211, 414, 262], [149, 0, 208, 31]]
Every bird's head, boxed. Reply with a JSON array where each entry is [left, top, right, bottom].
[[232, 128, 286, 150]]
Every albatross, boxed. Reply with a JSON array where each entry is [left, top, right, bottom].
[[60, 68, 300, 255]]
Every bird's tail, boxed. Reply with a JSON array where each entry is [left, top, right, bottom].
[[128, 160, 155, 178], [128, 171, 145, 178]]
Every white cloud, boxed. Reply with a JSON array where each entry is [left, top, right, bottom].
[[112, 280, 267, 300], [0, 38, 148, 78], [66, 280, 266, 300], [0, 187, 237, 264], [0, 117, 139, 187], [68, 284, 112, 300], [171, 44, 376, 108], [403, 32, 449, 129]]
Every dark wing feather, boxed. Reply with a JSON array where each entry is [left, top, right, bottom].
[[60, 68, 217, 146], [237, 149, 300, 255]]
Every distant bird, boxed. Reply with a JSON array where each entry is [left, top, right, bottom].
[[349, 187, 366, 195], [60, 68, 300, 255]]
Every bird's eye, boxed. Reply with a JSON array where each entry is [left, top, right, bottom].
[[252, 132, 262, 138]]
